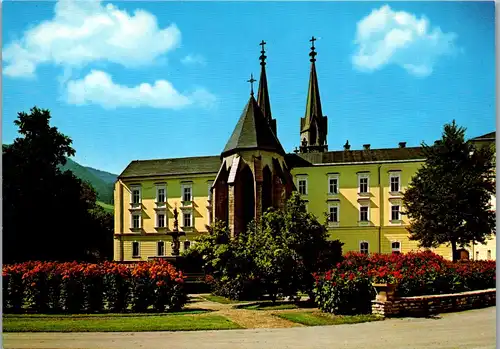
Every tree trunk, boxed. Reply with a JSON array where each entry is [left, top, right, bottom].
[[451, 240, 458, 262]]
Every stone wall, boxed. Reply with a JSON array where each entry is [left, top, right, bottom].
[[372, 288, 496, 318]]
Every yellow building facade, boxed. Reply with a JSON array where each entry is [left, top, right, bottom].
[[113, 40, 495, 262]]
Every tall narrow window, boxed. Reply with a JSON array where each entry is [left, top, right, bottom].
[[298, 178, 307, 195], [358, 176, 369, 194], [391, 241, 401, 254], [360, 241, 369, 254], [184, 240, 191, 251], [131, 213, 141, 229], [182, 185, 192, 202], [131, 187, 141, 204], [132, 242, 140, 257], [328, 177, 339, 194], [359, 206, 369, 222], [391, 205, 401, 221], [328, 205, 339, 223], [390, 174, 400, 192], [156, 186, 166, 203], [157, 241, 165, 256], [156, 213, 165, 228], [183, 211, 192, 227]]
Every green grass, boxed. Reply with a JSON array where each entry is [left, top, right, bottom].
[[97, 201, 114, 214], [3, 313, 241, 332], [201, 295, 247, 304], [274, 312, 382, 326]]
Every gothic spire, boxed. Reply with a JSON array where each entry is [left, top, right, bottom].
[[256, 40, 276, 135], [300, 36, 328, 153]]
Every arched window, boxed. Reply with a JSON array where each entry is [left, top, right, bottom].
[[391, 241, 401, 254], [359, 241, 369, 255]]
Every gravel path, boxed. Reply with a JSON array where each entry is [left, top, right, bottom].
[[3, 307, 496, 349]]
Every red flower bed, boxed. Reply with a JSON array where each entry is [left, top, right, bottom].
[[313, 251, 495, 315], [2, 260, 187, 314]]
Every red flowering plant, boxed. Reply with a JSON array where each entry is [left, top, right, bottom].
[[130, 262, 152, 312], [82, 263, 105, 312], [148, 259, 187, 312], [22, 261, 62, 313], [102, 262, 131, 312], [60, 262, 86, 313], [3, 262, 34, 313]]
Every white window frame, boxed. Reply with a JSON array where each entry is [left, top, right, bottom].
[[183, 210, 193, 228], [328, 175, 339, 195], [389, 173, 401, 193], [391, 241, 401, 254], [156, 212, 166, 228], [359, 241, 369, 254], [181, 183, 193, 202], [297, 176, 308, 196], [131, 212, 141, 230], [358, 174, 370, 194], [132, 241, 140, 258], [130, 185, 142, 205], [328, 203, 339, 226], [390, 203, 401, 221], [359, 204, 370, 222], [156, 184, 167, 204], [157, 240, 165, 256]]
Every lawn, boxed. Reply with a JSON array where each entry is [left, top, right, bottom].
[[274, 312, 382, 326], [97, 201, 114, 214], [3, 312, 242, 332], [201, 294, 247, 304]]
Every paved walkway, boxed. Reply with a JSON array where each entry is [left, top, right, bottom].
[[3, 307, 496, 349]]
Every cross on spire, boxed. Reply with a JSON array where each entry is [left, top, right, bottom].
[[247, 73, 256, 96], [259, 40, 267, 66], [309, 36, 317, 62]]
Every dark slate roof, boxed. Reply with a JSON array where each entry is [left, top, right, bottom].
[[119, 155, 221, 179], [301, 60, 323, 132], [286, 147, 425, 167], [470, 132, 495, 141], [221, 95, 285, 157]]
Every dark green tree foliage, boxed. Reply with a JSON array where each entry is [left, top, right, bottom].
[[3, 107, 113, 263], [184, 192, 343, 300], [403, 121, 496, 261]]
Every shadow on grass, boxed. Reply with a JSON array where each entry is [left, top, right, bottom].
[[235, 300, 316, 310], [3, 308, 214, 318]]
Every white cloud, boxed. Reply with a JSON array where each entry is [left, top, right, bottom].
[[181, 54, 206, 66], [352, 5, 458, 77], [66, 70, 217, 110], [3, 0, 181, 77]]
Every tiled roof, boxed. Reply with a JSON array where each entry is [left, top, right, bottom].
[[119, 155, 221, 179], [286, 147, 425, 167], [470, 132, 495, 141]]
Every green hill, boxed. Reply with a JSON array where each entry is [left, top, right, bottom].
[[60, 158, 117, 204]]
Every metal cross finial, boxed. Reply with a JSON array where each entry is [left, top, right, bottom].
[[247, 73, 257, 96], [259, 40, 267, 66], [310, 36, 317, 49], [309, 36, 317, 63]]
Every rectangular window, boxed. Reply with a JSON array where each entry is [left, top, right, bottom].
[[360, 206, 369, 221], [328, 206, 339, 223], [157, 213, 165, 228], [359, 176, 369, 194], [390, 175, 400, 192], [391, 205, 400, 221], [328, 177, 338, 194], [182, 185, 192, 202], [157, 241, 165, 256], [298, 179, 307, 195], [131, 213, 141, 229], [132, 242, 140, 257], [156, 186, 166, 203], [131, 187, 141, 204], [391, 241, 401, 254], [183, 211, 192, 227], [184, 240, 191, 251], [360, 241, 369, 254]]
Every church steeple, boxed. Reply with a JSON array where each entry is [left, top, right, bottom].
[[299, 36, 328, 153], [257, 40, 277, 136]]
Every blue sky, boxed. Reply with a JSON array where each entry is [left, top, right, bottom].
[[2, 1, 495, 175]]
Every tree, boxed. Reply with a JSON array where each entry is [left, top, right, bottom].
[[3, 107, 113, 263], [184, 192, 343, 300], [403, 120, 496, 261]]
